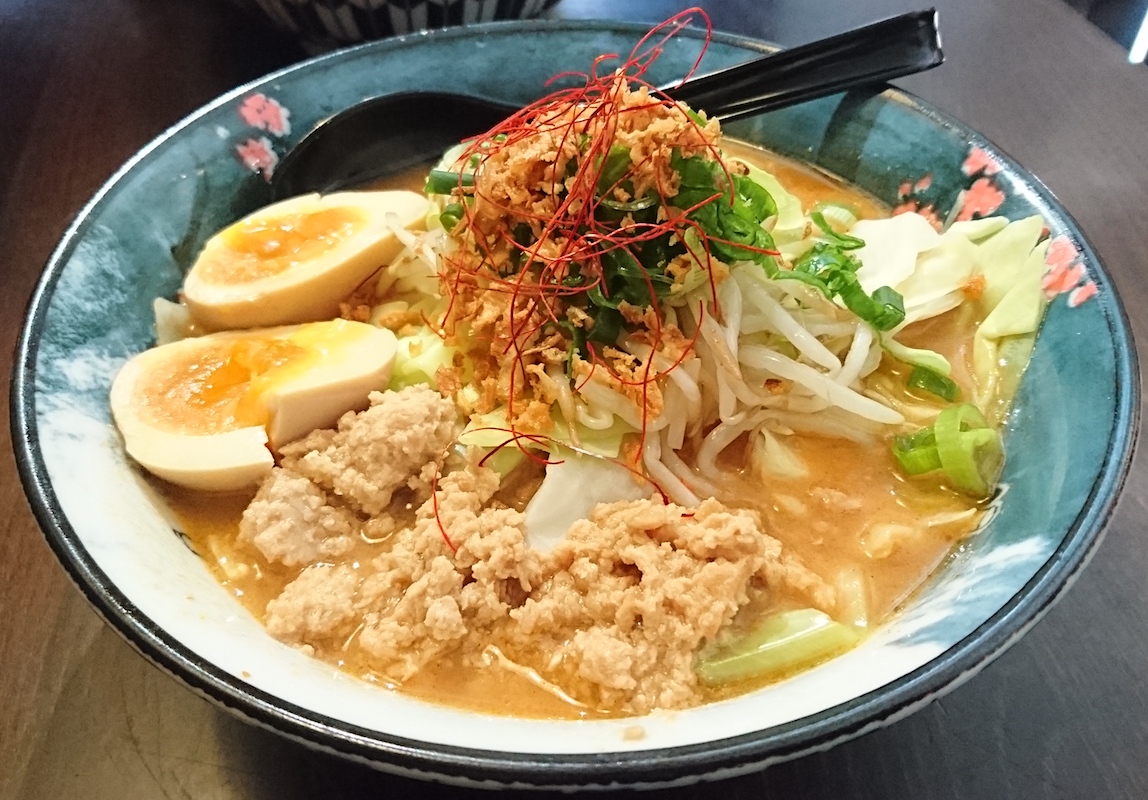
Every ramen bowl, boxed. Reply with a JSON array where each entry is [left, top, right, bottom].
[[11, 20, 1138, 790]]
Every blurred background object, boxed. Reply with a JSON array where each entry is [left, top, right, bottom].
[[222, 0, 559, 49], [1064, 0, 1148, 57], [222, 0, 1148, 67]]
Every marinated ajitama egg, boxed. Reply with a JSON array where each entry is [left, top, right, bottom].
[[182, 190, 430, 330], [110, 320, 398, 491]]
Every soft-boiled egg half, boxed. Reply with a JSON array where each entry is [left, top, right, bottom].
[[182, 190, 430, 331], [110, 319, 397, 491]]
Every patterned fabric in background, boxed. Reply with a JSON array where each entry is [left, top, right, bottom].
[[227, 0, 559, 46]]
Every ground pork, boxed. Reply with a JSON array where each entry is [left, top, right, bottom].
[[265, 564, 360, 646], [238, 468, 357, 567], [245, 387, 833, 715], [355, 463, 543, 681], [279, 385, 459, 516], [503, 498, 830, 714], [256, 477, 828, 712]]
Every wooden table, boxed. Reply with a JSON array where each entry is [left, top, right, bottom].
[[2, 0, 1146, 796]]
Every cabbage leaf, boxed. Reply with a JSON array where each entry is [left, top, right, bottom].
[[523, 447, 650, 552], [848, 211, 1048, 421], [851, 212, 1046, 388], [725, 159, 810, 263], [974, 234, 1049, 423], [388, 326, 460, 391], [852, 212, 941, 296]]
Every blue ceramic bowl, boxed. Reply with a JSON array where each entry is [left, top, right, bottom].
[[10, 20, 1139, 790]]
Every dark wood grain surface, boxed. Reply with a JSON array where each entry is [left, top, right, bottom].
[[2, 0, 1146, 797]]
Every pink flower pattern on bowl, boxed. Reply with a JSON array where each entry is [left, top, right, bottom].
[[239, 93, 292, 137], [235, 136, 279, 181], [234, 94, 291, 181]]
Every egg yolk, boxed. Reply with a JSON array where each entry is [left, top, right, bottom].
[[197, 207, 367, 285], [135, 337, 307, 435]]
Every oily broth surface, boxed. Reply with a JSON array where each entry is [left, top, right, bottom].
[[163, 144, 980, 720]]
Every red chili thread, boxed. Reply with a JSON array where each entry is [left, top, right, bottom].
[[431, 9, 770, 486]]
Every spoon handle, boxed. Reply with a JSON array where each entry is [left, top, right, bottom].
[[666, 9, 943, 121]]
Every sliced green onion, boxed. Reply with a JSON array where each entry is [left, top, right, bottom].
[[791, 240, 859, 278], [891, 403, 1004, 497], [907, 365, 961, 402], [732, 173, 777, 222], [595, 145, 632, 195], [933, 404, 1003, 497], [784, 243, 907, 330], [439, 202, 465, 232], [836, 281, 906, 332], [561, 269, 585, 288], [671, 149, 720, 192], [634, 232, 679, 273], [586, 307, 624, 346], [695, 609, 859, 686], [601, 194, 658, 213], [595, 247, 669, 307], [811, 210, 865, 250], [892, 434, 943, 475], [425, 169, 474, 195], [597, 193, 659, 223], [587, 282, 621, 310]]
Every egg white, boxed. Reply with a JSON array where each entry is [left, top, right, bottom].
[[182, 190, 430, 331]]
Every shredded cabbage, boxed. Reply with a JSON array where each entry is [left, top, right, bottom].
[[974, 234, 1049, 422], [458, 407, 635, 459], [523, 447, 650, 552], [852, 212, 1048, 408], [388, 326, 460, 391], [751, 428, 809, 480]]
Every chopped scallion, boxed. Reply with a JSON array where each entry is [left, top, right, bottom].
[[812, 201, 860, 232], [933, 404, 1003, 497], [439, 202, 465, 232], [907, 365, 961, 402], [891, 403, 1004, 497], [788, 243, 904, 331], [425, 169, 474, 195], [586, 307, 624, 346], [595, 145, 632, 195], [811, 210, 865, 250], [893, 429, 942, 474]]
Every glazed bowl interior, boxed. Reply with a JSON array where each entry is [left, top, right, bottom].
[[12, 21, 1138, 790]]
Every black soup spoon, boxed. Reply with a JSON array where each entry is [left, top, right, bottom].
[[271, 9, 942, 200]]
